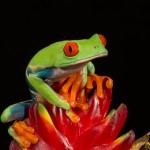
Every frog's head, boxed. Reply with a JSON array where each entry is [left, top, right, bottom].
[[54, 33, 108, 67], [28, 34, 108, 69]]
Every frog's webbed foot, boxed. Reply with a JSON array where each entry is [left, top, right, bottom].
[[8, 120, 38, 149]]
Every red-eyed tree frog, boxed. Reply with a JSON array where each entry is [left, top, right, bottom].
[[0, 33, 108, 123]]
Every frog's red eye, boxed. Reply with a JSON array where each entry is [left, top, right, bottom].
[[99, 34, 107, 46], [63, 42, 79, 57]]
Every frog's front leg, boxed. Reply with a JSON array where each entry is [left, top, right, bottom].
[[81, 61, 95, 86], [27, 68, 70, 110], [87, 61, 95, 75]]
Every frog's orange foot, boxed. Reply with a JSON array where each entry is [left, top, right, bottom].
[[89, 74, 113, 99], [9, 121, 38, 149]]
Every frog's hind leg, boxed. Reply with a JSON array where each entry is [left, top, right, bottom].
[[0, 100, 33, 123]]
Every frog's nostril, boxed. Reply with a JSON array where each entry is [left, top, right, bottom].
[[98, 34, 107, 46]]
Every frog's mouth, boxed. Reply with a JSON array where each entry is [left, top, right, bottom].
[[61, 52, 108, 71], [61, 61, 88, 71], [61, 52, 108, 68]]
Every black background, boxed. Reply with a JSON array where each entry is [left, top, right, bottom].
[[0, 1, 150, 149]]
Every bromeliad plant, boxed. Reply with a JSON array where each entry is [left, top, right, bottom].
[[7, 73, 135, 150], [1, 34, 135, 150]]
